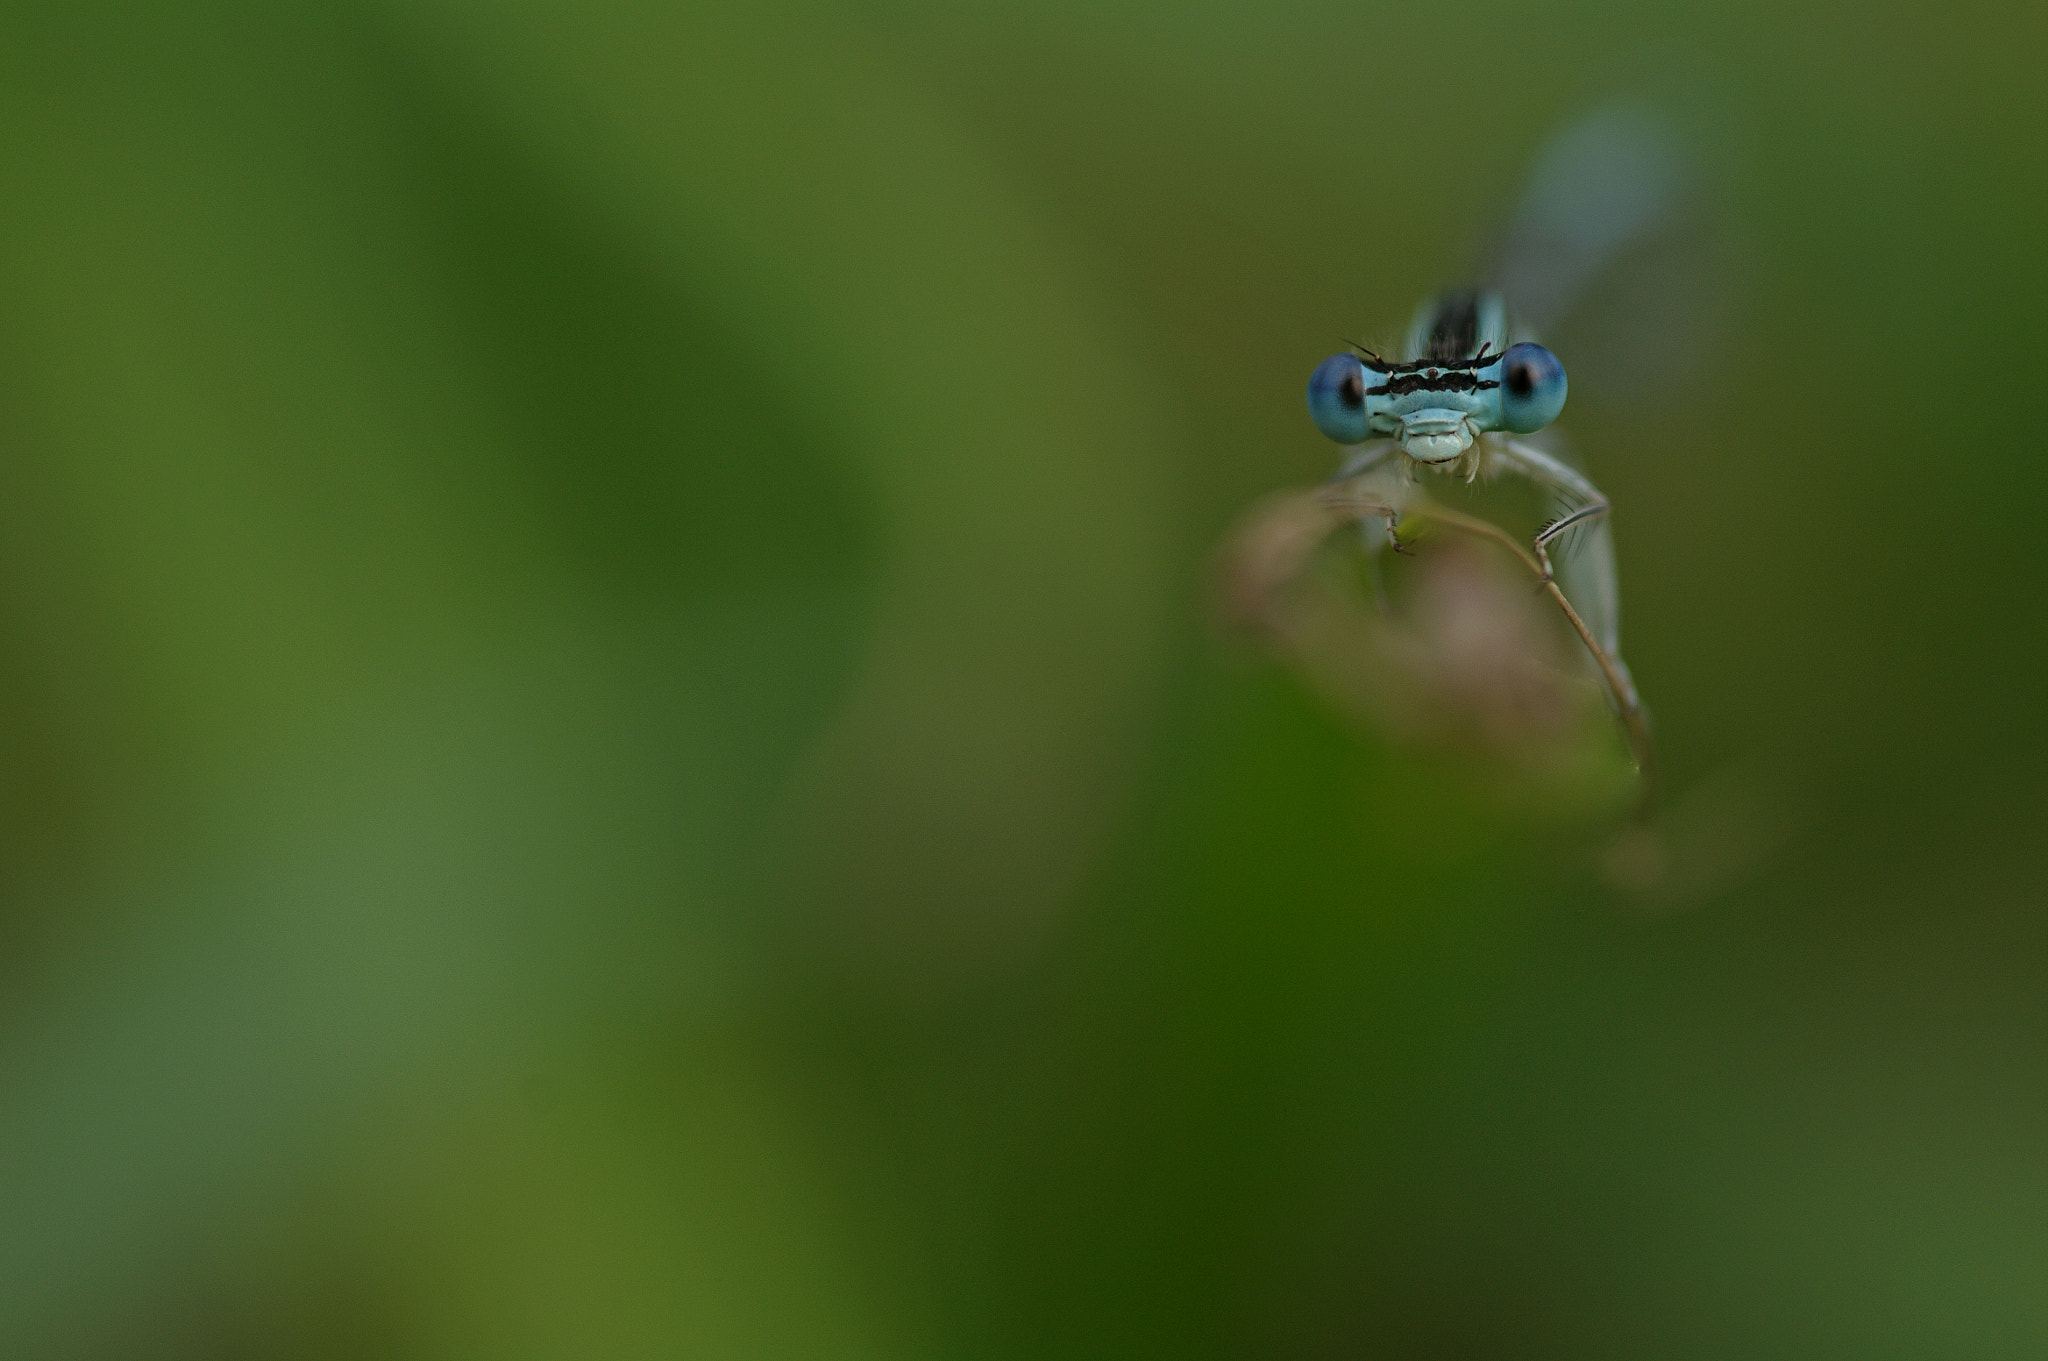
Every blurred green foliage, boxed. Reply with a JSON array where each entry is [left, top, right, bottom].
[[0, 2, 2045, 1357]]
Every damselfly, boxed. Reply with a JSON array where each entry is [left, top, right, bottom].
[[1235, 105, 1684, 799]]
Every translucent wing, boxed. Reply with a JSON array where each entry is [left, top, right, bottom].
[[1486, 102, 1692, 339], [1478, 102, 1712, 680]]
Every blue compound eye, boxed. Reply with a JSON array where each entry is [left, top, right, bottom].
[[1498, 342, 1567, 433], [1307, 354, 1372, 444]]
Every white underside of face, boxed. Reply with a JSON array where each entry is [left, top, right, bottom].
[[1400, 431, 1469, 464]]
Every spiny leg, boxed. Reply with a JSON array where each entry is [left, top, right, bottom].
[[1492, 435, 1622, 656], [1386, 510, 1417, 556], [1318, 441, 1415, 558], [1493, 436, 1611, 585], [1317, 491, 1407, 556], [1401, 494, 1654, 801], [1534, 495, 1610, 578]]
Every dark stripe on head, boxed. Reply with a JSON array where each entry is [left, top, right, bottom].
[[1423, 289, 1479, 362], [1368, 370, 1500, 397]]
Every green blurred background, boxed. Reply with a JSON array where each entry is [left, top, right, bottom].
[[1, 3, 2044, 1356]]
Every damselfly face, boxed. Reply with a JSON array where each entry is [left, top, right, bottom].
[[1306, 336, 1568, 466]]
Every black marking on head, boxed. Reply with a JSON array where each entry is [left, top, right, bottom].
[[1338, 366, 1365, 408], [1423, 289, 1479, 362], [1368, 370, 1500, 397]]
